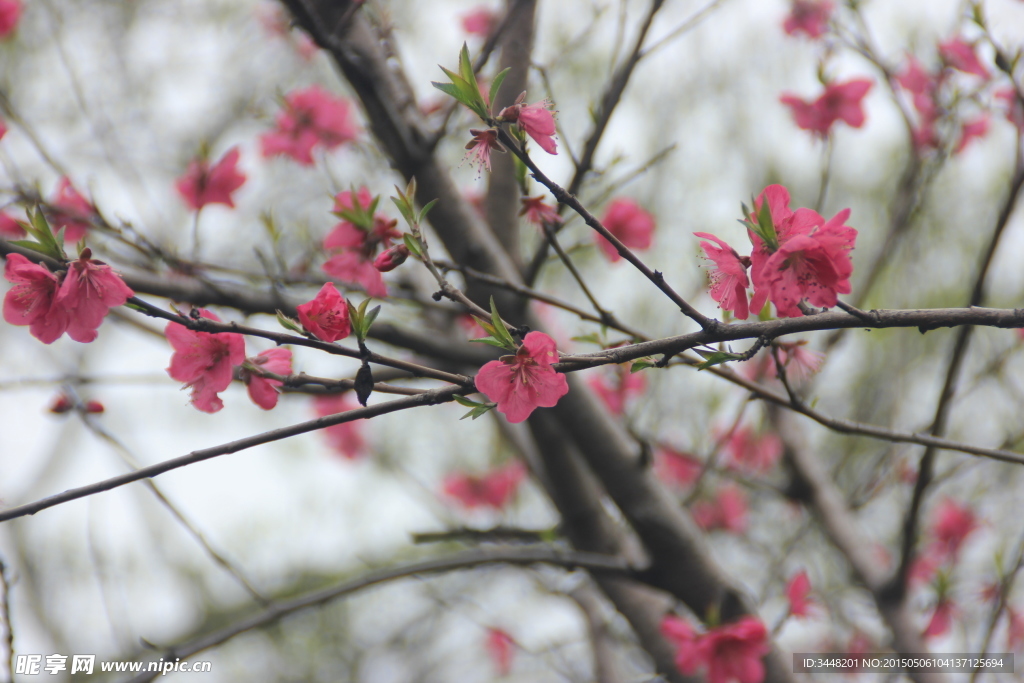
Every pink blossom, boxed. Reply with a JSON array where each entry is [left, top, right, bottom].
[[518, 100, 558, 154], [773, 340, 824, 381], [995, 88, 1024, 131], [296, 282, 351, 342], [587, 365, 645, 415], [0, 212, 24, 238], [692, 485, 748, 534], [54, 249, 134, 343], [519, 195, 561, 227], [175, 147, 246, 211], [780, 79, 873, 137], [897, 55, 940, 121], [322, 188, 400, 297], [0, 117, 6, 141], [485, 627, 515, 675], [500, 96, 558, 154], [0, 0, 21, 38], [49, 178, 94, 243], [954, 116, 989, 154], [165, 310, 246, 413], [443, 462, 526, 510], [596, 198, 655, 262], [938, 38, 990, 79], [313, 394, 367, 459], [241, 347, 292, 410], [747, 186, 857, 318], [475, 331, 569, 423], [723, 426, 782, 473], [695, 232, 750, 320], [464, 128, 504, 172], [662, 615, 770, 683], [931, 499, 978, 560], [260, 85, 358, 165], [782, 1, 833, 39], [373, 244, 410, 272], [2, 253, 67, 343], [923, 600, 956, 639], [655, 447, 702, 488], [462, 7, 498, 37], [786, 570, 814, 617]]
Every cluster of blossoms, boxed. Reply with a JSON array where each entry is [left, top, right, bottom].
[[3, 250, 133, 344], [696, 184, 857, 319], [321, 188, 404, 297], [661, 614, 770, 683], [165, 309, 293, 413], [895, 39, 999, 153]]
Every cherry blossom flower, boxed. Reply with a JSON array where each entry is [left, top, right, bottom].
[[954, 116, 989, 154], [0, 212, 25, 238], [296, 282, 351, 342], [49, 178, 94, 243], [723, 426, 782, 473], [773, 340, 824, 381], [322, 188, 400, 297], [938, 38, 989, 80], [165, 310, 246, 414], [475, 331, 569, 423], [373, 244, 410, 272], [780, 79, 873, 137], [260, 85, 358, 165], [786, 570, 814, 617], [462, 6, 498, 37], [519, 195, 561, 227], [661, 615, 770, 683], [695, 232, 750, 319], [655, 447, 702, 488], [897, 55, 939, 120], [54, 249, 134, 343], [923, 599, 956, 639], [464, 129, 504, 172], [692, 484, 748, 534], [241, 347, 292, 410], [931, 499, 977, 560], [313, 394, 367, 459], [2, 253, 67, 343], [782, 0, 833, 39], [0, 0, 21, 38], [175, 147, 247, 211], [485, 627, 515, 676], [443, 462, 526, 510], [499, 95, 558, 154], [747, 185, 857, 318], [587, 364, 646, 415], [596, 198, 655, 262]]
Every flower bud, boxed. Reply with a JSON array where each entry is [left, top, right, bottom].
[[373, 244, 410, 272], [84, 400, 105, 414], [48, 393, 74, 414]]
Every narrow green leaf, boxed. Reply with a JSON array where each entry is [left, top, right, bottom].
[[488, 296, 517, 349], [7, 241, 53, 258], [695, 351, 744, 371], [432, 81, 467, 103], [453, 395, 483, 408], [469, 404, 493, 420], [630, 359, 655, 373], [363, 305, 381, 331], [402, 233, 422, 258], [391, 196, 415, 227], [469, 336, 511, 349], [357, 297, 371, 318], [489, 67, 511, 112], [417, 198, 438, 224], [570, 333, 603, 346], [276, 310, 303, 333], [458, 43, 476, 92]]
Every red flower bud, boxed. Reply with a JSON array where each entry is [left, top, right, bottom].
[[373, 244, 410, 272], [48, 393, 74, 414], [84, 400, 105, 414]]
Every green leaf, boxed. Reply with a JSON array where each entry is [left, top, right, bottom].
[[488, 296, 517, 349], [417, 198, 438, 224], [402, 233, 422, 258], [469, 336, 511, 348], [570, 333, 603, 347], [753, 196, 778, 249], [458, 43, 476, 93], [630, 359, 655, 373], [363, 305, 381, 333], [7, 240, 52, 257], [488, 67, 511, 113], [695, 350, 744, 371], [276, 310, 303, 333], [391, 194, 415, 227], [453, 395, 484, 408], [432, 80, 466, 102]]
